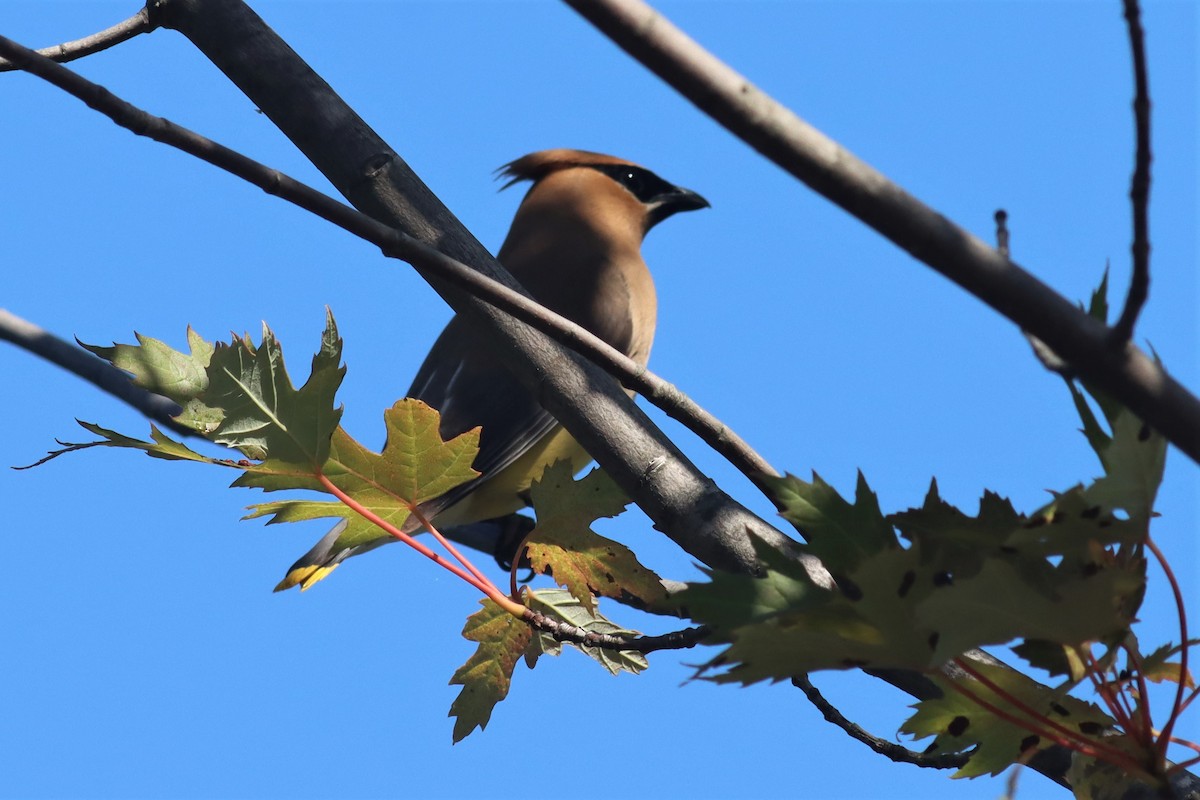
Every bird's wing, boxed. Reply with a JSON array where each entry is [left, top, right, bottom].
[[403, 313, 561, 521]]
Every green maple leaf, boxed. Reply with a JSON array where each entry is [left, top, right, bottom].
[[55, 316, 483, 567], [202, 314, 344, 464], [523, 588, 648, 676], [901, 660, 1116, 778], [916, 558, 1143, 664], [83, 326, 220, 434], [34, 314, 345, 472], [448, 598, 532, 743], [764, 471, 896, 574], [1003, 488, 1143, 559], [1067, 382, 1166, 526], [525, 463, 664, 614], [678, 535, 943, 680], [890, 481, 1023, 579], [17, 421, 221, 470]]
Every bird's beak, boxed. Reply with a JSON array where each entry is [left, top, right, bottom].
[[646, 186, 710, 230]]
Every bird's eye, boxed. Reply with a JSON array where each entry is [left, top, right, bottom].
[[619, 170, 646, 194], [588, 164, 674, 204]]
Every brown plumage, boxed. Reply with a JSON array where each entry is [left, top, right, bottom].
[[276, 149, 708, 590]]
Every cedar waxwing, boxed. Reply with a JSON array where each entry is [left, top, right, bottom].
[[275, 149, 709, 591]]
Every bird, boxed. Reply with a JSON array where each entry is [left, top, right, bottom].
[[275, 149, 709, 591]]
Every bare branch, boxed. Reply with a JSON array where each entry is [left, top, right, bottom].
[[0, 308, 190, 438], [791, 675, 969, 770], [563, 0, 1200, 466], [1111, 0, 1153, 344], [0, 9, 154, 72]]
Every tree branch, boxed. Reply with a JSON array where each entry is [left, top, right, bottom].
[[4, 0, 797, 576], [0, 29, 780, 516], [0, 308, 190, 438], [1111, 0, 1152, 344], [563, 0, 1200, 466], [527, 612, 709, 654], [0, 9, 155, 72], [790, 675, 969, 771]]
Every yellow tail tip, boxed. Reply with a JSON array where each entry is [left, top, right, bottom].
[[273, 564, 339, 592]]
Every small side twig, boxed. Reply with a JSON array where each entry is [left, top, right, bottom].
[[1111, 0, 1153, 345], [791, 675, 968, 770], [0, 9, 154, 72], [525, 611, 708, 654], [994, 209, 1010, 258]]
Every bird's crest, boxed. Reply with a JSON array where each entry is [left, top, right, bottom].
[[496, 149, 639, 191]]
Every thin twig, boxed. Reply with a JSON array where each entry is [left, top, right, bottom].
[[1111, 0, 1153, 344], [994, 209, 1010, 258], [524, 610, 708, 653], [562, 0, 1200, 467], [0, 32, 781, 504], [0, 308, 192, 438], [791, 675, 968, 770], [0, 10, 154, 72]]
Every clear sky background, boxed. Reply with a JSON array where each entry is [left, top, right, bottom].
[[1, 2, 1196, 798]]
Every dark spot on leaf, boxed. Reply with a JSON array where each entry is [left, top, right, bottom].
[[1019, 735, 1040, 753], [933, 572, 954, 587], [947, 716, 970, 737], [1051, 511, 1066, 524], [898, 570, 916, 598], [1081, 506, 1102, 520], [604, 572, 615, 584], [1079, 721, 1105, 735], [833, 574, 863, 601], [928, 632, 940, 650], [1023, 516, 1047, 529], [922, 739, 941, 755], [1138, 423, 1151, 441], [1081, 562, 1100, 577], [1050, 702, 1070, 717]]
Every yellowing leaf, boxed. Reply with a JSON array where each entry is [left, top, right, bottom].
[[525, 464, 663, 613], [245, 403, 482, 556], [448, 599, 532, 743]]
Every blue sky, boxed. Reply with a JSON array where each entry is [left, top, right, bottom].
[[1, 2, 1196, 798]]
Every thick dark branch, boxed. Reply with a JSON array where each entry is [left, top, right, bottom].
[[0, 308, 190, 438], [791, 675, 968, 771], [1111, 0, 1152, 344], [0, 9, 154, 72], [564, 0, 1200, 466], [7, 0, 796, 575], [0, 30, 779, 516]]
